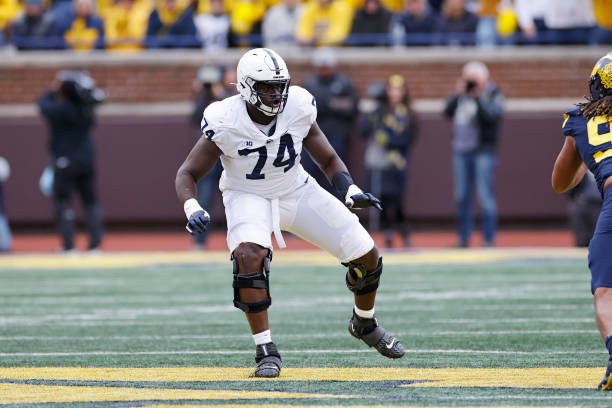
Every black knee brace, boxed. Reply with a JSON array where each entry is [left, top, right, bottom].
[[232, 249, 272, 313], [344, 257, 383, 295]]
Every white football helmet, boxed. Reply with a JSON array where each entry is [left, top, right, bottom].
[[236, 48, 291, 116]]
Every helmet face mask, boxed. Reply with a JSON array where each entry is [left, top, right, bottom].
[[237, 48, 291, 117], [589, 52, 612, 101]]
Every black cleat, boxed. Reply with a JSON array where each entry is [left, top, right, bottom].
[[348, 311, 405, 359], [598, 356, 612, 390], [253, 342, 282, 378]]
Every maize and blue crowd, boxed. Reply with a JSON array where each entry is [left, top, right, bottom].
[[0, 0, 610, 51]]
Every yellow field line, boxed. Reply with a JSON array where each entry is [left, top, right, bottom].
[[0, 366, 603, 388], [0, 248, 587, 269], [0, 383, 351, 404]]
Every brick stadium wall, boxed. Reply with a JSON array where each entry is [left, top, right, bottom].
[[0, 47, 607, 228], [0, 47, 603, 104]]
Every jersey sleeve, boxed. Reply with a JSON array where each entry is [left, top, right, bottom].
[[201, 100, 226, 143], [289, 86, 317, 126], [562, 107, 580, 137]]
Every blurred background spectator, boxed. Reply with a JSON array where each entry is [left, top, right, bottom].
[[196, 0, 230, 14], [394, 0, 439, 46], [567, 171, 602, 247], [495, 0, 518, 44], [229, 0, 265, 47], [348, 0, 392, 46], [434, 0, 478, 45], [194, 0, 229, 51], [514, 0, 594, 44], [144, 0, 198, 48], [512, 0, 545, 42], [296, 0, 352, 46], [188, 64, 226, 249], [104, 0, 151, 51], [37, 71, 106, 252], [592, 0, 612, 44], [262, 0, 302, 48], [11, 0, 62, 50], [443, 61, 504, 248], [359, 74, 418, 248], [428, 0, 443, 12], [0, 156, 12, 253], [302, 48, 358, 192], [475, 0, 500, 47], [56, 0, 105, 51], [0, 0, 22, 47], [0, 0, 609, 49], [0, 0, 609, 251]]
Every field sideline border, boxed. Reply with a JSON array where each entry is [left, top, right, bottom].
[[0, 247, 588, 270]]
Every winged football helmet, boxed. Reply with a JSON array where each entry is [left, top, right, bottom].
[[589, 52, 612, 101]]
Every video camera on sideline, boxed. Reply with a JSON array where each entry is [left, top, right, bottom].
[[57, 70, 106, 105]]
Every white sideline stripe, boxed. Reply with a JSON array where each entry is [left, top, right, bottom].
[[433, 318, 593, 324], [0, 301, 588, 313], [0, 303, 590, 317], [383, 291, 588, 302], [0, 316, 594, 327], [437, 396, 610, 401], [0, 316, 595, 327], [0, 291, 590, 312], [0, 295, 214, 305], [0, 320, 240, 327], [0, 349, 605, 357], [0, 329, 598, 342]]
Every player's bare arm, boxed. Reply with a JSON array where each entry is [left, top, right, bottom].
[[175, 137, 222, 203], [303, 122, 382, 211], [175, 137, 222, 234], [551, 136, 587, 193]]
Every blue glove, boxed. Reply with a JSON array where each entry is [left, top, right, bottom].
[[344, 185, 383, 211], [186, 209, 210, 234], [347, 192, 383, 211]]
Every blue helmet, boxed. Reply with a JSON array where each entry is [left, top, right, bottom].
[[589, 52, 612, 101]]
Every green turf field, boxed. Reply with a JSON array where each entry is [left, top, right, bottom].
[[1, 248, 612, 407]]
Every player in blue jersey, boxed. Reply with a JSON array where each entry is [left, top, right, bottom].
[[552, 52, 612, 390]]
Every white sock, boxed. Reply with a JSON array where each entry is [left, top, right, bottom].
[[354, 305, 375, 319], [252, 329, 272, 346]]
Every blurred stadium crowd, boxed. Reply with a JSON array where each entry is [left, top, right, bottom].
[[0, 0, 610, 51]]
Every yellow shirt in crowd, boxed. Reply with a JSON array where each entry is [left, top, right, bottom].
[[296, 0, 353, 46], [0, 0, 22, 30], [593, 0, 612, 29], [105, 0, 152, 51], [64, 18, 101, 51], [230, 0, 266, 36]]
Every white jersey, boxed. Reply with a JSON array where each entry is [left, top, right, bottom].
[[201, 86, 317, 198]]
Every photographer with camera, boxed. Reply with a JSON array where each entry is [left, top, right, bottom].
[[443, 61, 504, 248], [37, 71, 105, 253]]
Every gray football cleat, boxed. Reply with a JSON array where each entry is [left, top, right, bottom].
[[253, 342, 282, 378], [349, 311, 405, 359]]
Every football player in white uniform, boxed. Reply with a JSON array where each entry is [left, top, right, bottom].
[[175, 48, 405, 378]]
